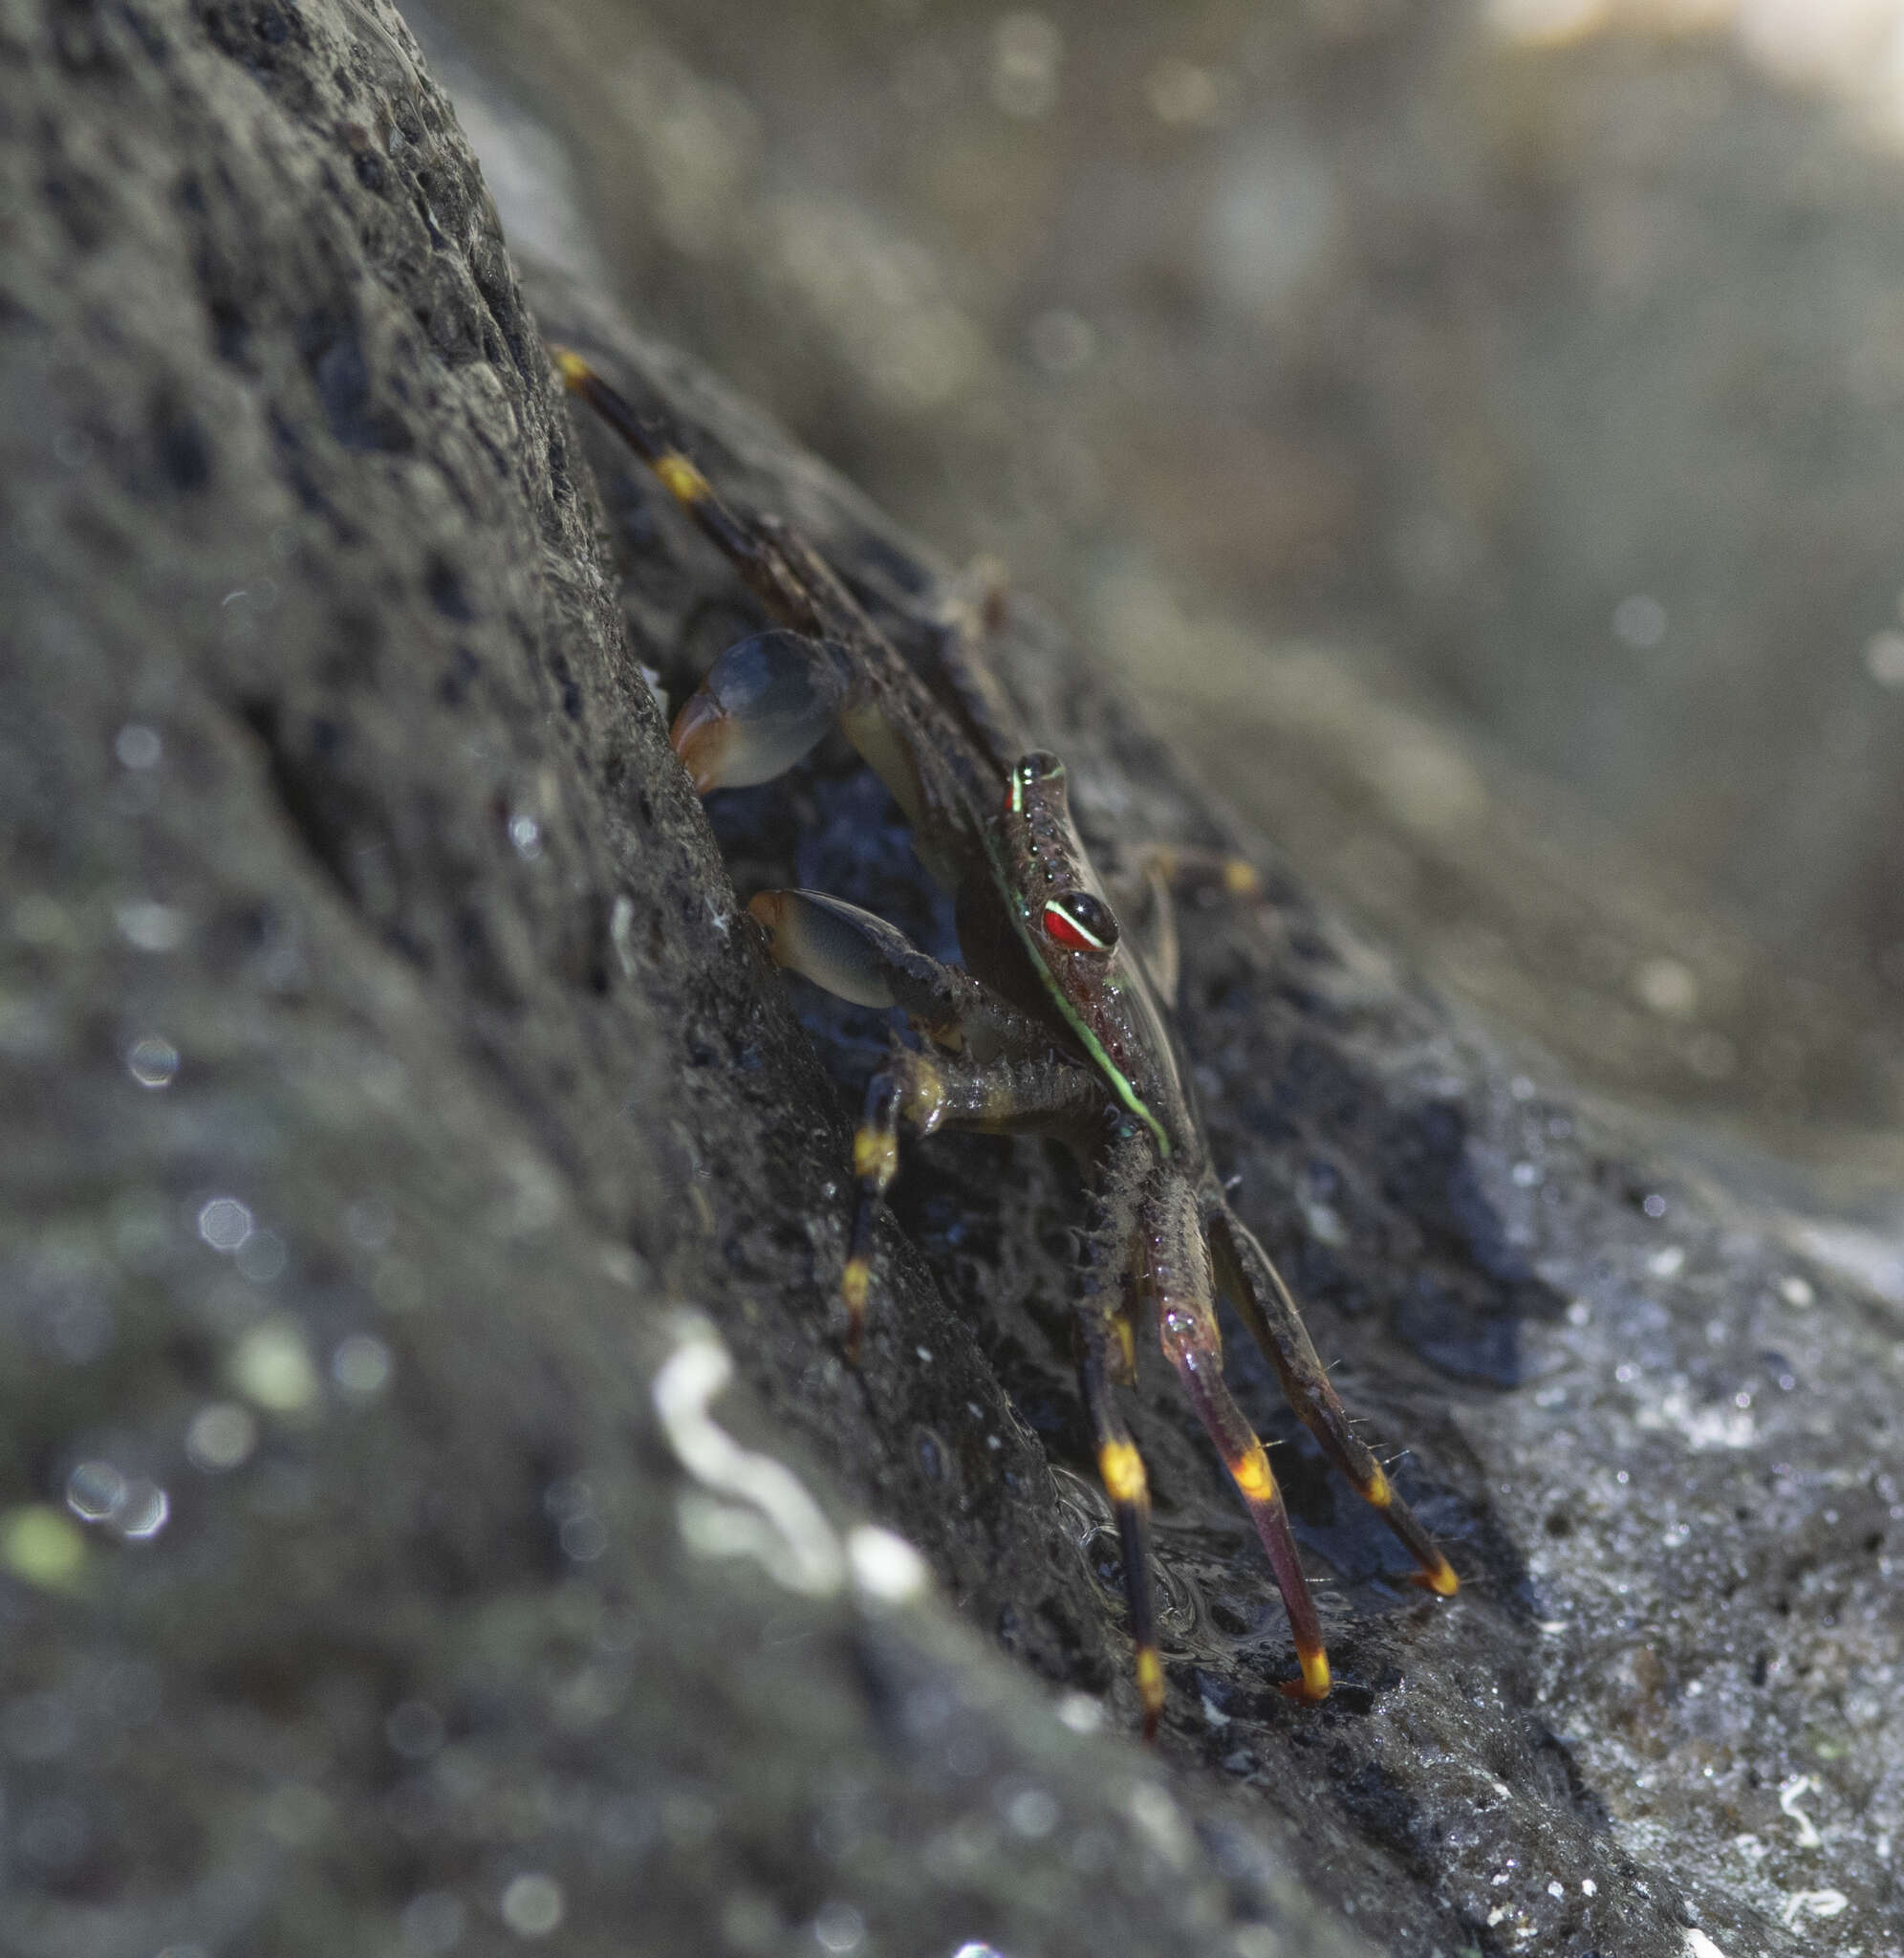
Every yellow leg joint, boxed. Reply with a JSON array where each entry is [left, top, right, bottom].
[[654, 451, 710, 507], [1297, 1643, 1331, 1702], [1364, 1465, 1393, 1509], [551, 346, 593, 390], [853, 1127, 898, 1186], [1424, 1555, 1459, 1598], [840, 1257, 870, 1316], [1231, 1444, 1277, 1505], [1135, 1643, 1164, 1721], [1098, 1440, 1148, 1508], [1222, 857, 1263, 899]]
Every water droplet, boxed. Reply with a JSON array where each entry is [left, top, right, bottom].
[[229, 1318, 320, 1412], [115, 724, 162, 769], [332, 1333, 393, 1402], [542, 1477, 594, 1521], [500, 1873, 565, 1938], [115, 1480, 169, 1540], [847, 1523, 928, 1601], [186, 1401, 258, 1471], [1634, 956, 1698, 1018], [811, 1902, 864, 1954], [236, 1230, 287, 1283], [559, 1513, 608, 1562], [1612, 593, 1666, 649], [1867, 631, 1904, 689], [508, 813, 543, 859], [1006, 1787, 1059, 1838], [1146, 56, 1228, 129], [65, 1460, 128, 1524], [197, 1196, 254, 1252], [0, 1507, 86, 1589], [116, 901, 186, 952], [125, 1036, 180, 1088], [990, 11, 1061, 119]]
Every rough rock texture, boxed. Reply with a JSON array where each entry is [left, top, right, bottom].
[[1, 3, 1899, 1956]]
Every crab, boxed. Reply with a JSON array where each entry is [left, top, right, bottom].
[[553, 347, 1458, 1737]]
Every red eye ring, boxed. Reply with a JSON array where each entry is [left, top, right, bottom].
[[1042, 903, 1093, 949], [1041, 895, 1116, 953]]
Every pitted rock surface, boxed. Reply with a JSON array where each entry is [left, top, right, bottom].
[[2, 3, 1898, 1955]]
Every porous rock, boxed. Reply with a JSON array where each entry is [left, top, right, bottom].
[[1, 2, 1897, 1955]]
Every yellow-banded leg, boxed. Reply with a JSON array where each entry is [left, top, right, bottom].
[[553, 349, 810, 618], [1209, 1204, 1459, 1599], [553, 349, 982, 876], [842, 1048, 1110, 1363], [1145, 1176, 1331, 1702], [1081, 1332, 1163, 1740], [1073, 1126, 1164, 1737]]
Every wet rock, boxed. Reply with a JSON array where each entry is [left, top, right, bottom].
[[1, 3, 1898, 1957]]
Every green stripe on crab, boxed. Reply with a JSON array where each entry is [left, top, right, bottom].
[[983, 794, 1173, 1159]]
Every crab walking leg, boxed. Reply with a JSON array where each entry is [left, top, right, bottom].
[[553, 349, 983, 875], [1080, 1329, 1164, 1740], [553, 349, 826, 625], [1146, 1177, 1331, 1701], [1074, 1127, 1166, 1736], [1209, 1205, 1459, 1598], [840, 1048, 1112, 1360]]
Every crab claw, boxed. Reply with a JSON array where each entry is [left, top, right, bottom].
[[748, 890, 902, 1009], [669, 629, 850, 794]]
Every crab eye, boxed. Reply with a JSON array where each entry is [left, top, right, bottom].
[[1041, 890, 1118, 953], [1017, 750, 1065, 785]]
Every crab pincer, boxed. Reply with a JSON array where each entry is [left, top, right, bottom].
[[669, 631, 851, 794]]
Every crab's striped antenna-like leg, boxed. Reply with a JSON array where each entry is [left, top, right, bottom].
[[1208, 1204, 1460, 1599], [750, 888, 1106, 1361], [1143, 1177, 1331, 1702]]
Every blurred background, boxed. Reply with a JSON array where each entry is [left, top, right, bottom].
[[422, 0, 1904, 1269]]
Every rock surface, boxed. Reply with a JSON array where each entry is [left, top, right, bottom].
[[1, 3, 1899, 1956]]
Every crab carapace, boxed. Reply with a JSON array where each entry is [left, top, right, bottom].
[[554, 348, 1457, 1738]]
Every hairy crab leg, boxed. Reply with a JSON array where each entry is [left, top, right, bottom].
[[1143, 1176, 1331, 1701], [1209, 1204, 1460, 1598], [1080, 1331, 1163, 1740], [552, 348, 988, 883], [748, 884, 1108, 1356], [843, 1048, 1110, 1362], [1073, 1127, 1164, 1737]]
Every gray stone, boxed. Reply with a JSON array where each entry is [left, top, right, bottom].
[[1, 3, 1897, 1956]]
